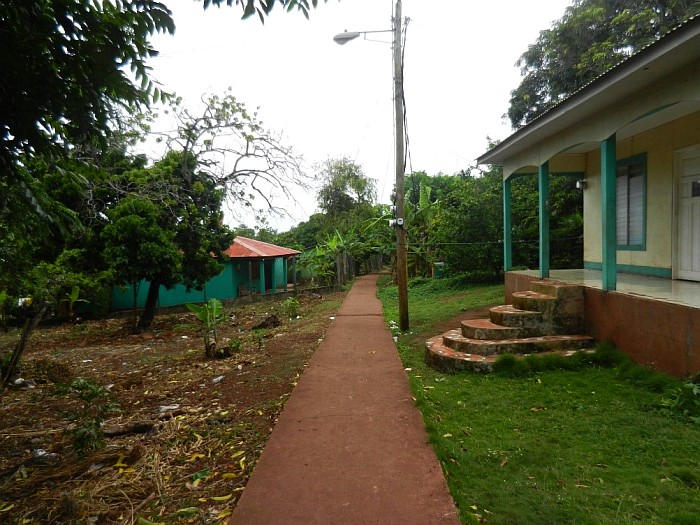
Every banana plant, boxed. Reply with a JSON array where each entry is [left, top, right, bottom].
[[178, 298, 226, 358], [61, 285, 90, 322]]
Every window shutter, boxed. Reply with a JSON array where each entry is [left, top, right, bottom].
[[628, 172, 644, 245], [616, 158, 645, 247], [616, 174, 629, 245]]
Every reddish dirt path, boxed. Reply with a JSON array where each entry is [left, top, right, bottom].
[[228, 275, 460, 525]]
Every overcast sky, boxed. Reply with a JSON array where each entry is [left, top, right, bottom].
[[145, 0, 572, 231]]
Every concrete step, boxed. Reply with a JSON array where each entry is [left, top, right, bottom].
[[521, 281, 585, 334], [461, 318, 525, 340], [489, 304, 545, 330], [530, 280, 584, 301], [425, 335, 595, 373], [512, 290, 556, 315], [441, 330, 594, 356]]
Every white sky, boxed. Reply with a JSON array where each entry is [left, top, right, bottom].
[[145, 0, 571, 231]]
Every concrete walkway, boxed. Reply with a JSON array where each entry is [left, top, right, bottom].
[[229, 274, 461, 525]]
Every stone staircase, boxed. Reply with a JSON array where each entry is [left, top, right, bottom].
[[425, 280, 595, 372]]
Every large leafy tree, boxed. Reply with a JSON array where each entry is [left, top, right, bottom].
[[0, 1, 174, 179], [0, 0, 327, 239], [316, 157, 377, 231], [431, 168, 504, 278], [0, 0, 330, 178], [102, 151, 233, 331], [508, 0, 700, 128]]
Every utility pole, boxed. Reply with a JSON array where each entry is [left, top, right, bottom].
[[393, 0, 409, 331]]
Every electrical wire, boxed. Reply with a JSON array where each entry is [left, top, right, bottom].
[[401, 16, 412, 176]]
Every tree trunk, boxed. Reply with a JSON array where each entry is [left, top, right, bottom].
[[137, 280, 160, 332], [1, 302, 49, 394]]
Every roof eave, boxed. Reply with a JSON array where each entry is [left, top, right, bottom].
[[477, 16, 700, 166]]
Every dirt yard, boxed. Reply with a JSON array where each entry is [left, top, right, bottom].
[[0, 290, 345, 524]]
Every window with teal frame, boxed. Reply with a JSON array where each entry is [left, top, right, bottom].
[[616, 153, 646, 250]]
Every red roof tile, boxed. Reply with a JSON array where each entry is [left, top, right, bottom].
[[224, 236, 300, 259]]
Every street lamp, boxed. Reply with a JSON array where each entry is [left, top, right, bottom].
[[333, 0, 409, 331]]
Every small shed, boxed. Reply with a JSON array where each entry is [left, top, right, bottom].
[[224, 236, 301, 298], [110, 236, 300, 311]]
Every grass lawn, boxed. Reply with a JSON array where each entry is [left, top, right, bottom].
[[377, 275, 700, 525]]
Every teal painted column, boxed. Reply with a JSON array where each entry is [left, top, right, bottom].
[[283, 258, 288, 291], [258, 260, 266, 295], [538, 162, 550, 278], [503, 177, 513, 271], [271, 259, 277, 293], [601, 134, 617, 291], [292, 257, 298, 290]]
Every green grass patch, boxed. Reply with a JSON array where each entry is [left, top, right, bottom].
[[378, 277, 700, 525], [377, 274, 503, 337]]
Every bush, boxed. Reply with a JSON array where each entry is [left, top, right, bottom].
[[660, 382, 700, 425], [65, 378, 119, 452], [282, 297, 300, 319]]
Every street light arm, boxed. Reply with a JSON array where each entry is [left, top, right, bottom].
[[332, 29, 393, 45]]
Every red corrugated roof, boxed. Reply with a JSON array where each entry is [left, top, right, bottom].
[[224, 236, 300, 259]]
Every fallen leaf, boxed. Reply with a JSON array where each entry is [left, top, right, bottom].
[[218, 508, 232, 519], [136, 518, 165, 525], [114, 454, 128, 468], [0, 503, 15, 512], [499, 459, 508, 467], [176, 507, 199, 516], [211, 494, 233, 502]]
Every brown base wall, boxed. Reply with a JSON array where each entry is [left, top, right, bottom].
[[505, 272, 700, 378]]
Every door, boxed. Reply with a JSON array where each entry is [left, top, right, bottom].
[[677, 150, 700, 281]]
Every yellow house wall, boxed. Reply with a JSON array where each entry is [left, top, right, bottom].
[[583, 111, 700, 270]]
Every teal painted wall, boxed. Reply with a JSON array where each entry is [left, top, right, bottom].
[[273, 258, 286, 290], [110, 258, 289, 311]]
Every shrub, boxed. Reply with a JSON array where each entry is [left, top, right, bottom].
[[660, 382, 700, 425], [282, 297, 301, 319], [65, 378, 119, 452]]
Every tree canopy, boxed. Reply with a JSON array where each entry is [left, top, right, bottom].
[[316, 158, 377, 224], [507, 0, 700, 128], [200, 0, 331, 22], [102, 150, 233, 330], [0, 1, 174, 179]]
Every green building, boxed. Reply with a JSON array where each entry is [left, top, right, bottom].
[[110, 236, 300, 311]]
